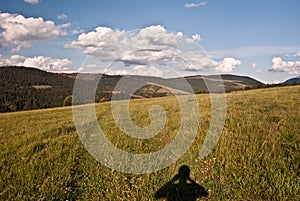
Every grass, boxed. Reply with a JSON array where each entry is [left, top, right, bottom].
[[0, 85, 299, 200]]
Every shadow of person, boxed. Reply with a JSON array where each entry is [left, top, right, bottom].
[[155, 165, 208, 201]]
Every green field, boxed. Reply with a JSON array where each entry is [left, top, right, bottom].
[[1, 86, 299, 200]]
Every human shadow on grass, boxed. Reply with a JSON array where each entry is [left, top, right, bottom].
[[155, 165, 208, 201]]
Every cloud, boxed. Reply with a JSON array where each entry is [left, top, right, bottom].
[[0, 54, 73, 71], [66, 25, 184, 63], [185, 34, 202, 44], [176, 51, 240, 73], [131, 65, 165, 77], [105, 69, 129, 76], [270, 57, 300, 75], [132, 66, 164, 77], [185, 1, 207, 8], [176, 50, 212, 71], [192, 34, 201, 42], [23, 0, 39, 5], [214, 57, 241, 73], [252, 63, 262, 73], [0, 13, 70, 52], [104, 65, 167, 77], [65, 26, 127, 60], [71, 27, 85, 35], [66, 25, 241, 74], [295, 52, 300, 57], [57, 13, 68, 20]]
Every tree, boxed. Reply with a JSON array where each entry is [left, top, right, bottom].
[[63, 95, 73, 106]]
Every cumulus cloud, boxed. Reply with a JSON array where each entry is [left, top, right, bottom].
[[65, 26, 127, 60], [66, 25, 183, 62], [185, 1, 207, 8], [57, 13, 68, 20], [295, 52, 300, 57], [23, 0, 39, 5], [65, 25, 193, 65], [214, 57, 241, 73], [175, 51, 240, 73], [66, 25, 241, 75], [66, 25, 185, 66], [0, 13, 70, 52], [270, 57, 300, 75], [181, 57, 241, 73], [0, 54, 72, 71]]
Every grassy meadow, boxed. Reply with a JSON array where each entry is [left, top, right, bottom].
[[0, 86, 299, 200]]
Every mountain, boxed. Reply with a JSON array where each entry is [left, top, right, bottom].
[[283, 77, 300, 84], [0, 66, 264, 112]]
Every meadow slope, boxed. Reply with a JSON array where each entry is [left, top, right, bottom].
[[0, 86, 299, 200]]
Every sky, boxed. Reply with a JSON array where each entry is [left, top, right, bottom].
[[0, 0, 299, 83]]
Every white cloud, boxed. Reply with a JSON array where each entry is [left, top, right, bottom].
[[57, 13, 68, 20], [71, 28, 85, 35], [295, 52, 300, 57], [131, 65, 165, 77], [106, 69, 129, 76], [0, 54, 73, 71], [176, 51, 212, 70], [185, 2, 207, 8], [192, 34, 201, 42], [136, 25, 183, 48], [66, 25, 184, 64], [214, 57, 241, 73], [270, 57, 300, 75], [23, 0, 39, 5], [66, 25, 241, 74], [65, 26, 127, 60], [177, 51, 240, 73], [105, 66, 166, 77], [0, 13, 70, 52], [185, 34, 201, 44]]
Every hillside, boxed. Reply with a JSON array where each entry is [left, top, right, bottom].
[[283, 76, 300, 84], [185, 74, 263, 93], [0, 66, 74, 112], [0, 86, 299, 200], [1, 66, 263, 112]]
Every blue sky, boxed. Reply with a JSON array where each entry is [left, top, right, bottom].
[[0, 0, 299, 83]]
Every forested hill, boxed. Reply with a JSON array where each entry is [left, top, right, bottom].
[[0, 66, 119, 112], [1, 66, 264, 112], [0, 66, 74, 112]]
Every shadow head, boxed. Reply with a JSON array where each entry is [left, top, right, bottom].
[[178, 165, 190, 180]]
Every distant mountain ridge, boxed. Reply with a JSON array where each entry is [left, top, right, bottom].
[[283, 77, 300, 84], [1, 66, 264, 112]]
